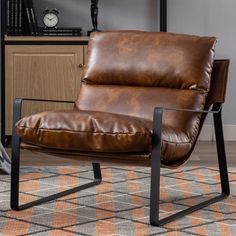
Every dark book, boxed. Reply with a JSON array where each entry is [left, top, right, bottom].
[[42, 32, 82, 36], [13, 0, 17, 35], [10, 0, 14, 35], [42, 27, 82, 33], [16, 0, 21, 35], [22, 1, 29, 35], [28, 0, 38, 35], [14, 0, 18, 35], [23, 0, 34, 35], [19, 0, 23, 35], [40, 27, 82, 36], [7, 0, 10, 35]]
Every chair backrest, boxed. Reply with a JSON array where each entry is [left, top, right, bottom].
[[205, 59, 230, 108], [82, 31, 215, 90], [76, 31, 216, 123], [74, 31, 229, 166]]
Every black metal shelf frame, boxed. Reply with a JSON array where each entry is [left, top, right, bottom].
[[0, 0, 167, 146]]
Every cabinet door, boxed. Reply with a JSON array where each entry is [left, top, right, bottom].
[[5, 45, 84, 134]]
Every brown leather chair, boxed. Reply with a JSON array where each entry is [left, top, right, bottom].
[[11, 31, 230, 226]]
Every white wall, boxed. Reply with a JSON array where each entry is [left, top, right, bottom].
[[168, 0, 236, 125], [167, 0, 236, 140]]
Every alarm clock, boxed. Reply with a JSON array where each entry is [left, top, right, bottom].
[[43, 9, 59, 28]]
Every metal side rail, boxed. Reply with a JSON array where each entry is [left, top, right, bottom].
[[10, 98, 102, 210], [150, 103, 230, 226]]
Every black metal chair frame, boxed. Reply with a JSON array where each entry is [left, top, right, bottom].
[[150, 102, 230, 226], [10, 98, 102, 210], [11, 99, 230, 226]]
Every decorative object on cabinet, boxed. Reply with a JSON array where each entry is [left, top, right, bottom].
[[42, 8, 59, 29], [88, 0, 99, 36]]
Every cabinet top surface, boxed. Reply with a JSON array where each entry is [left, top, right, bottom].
[[4, 35, 90, 42]]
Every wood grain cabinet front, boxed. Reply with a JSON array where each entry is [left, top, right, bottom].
[[5, 45, 85, 134]]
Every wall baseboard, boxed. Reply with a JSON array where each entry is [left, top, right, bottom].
[[214, 125, 236, 141], [199, 124, 236, 141], [199, 125, 213, 141]]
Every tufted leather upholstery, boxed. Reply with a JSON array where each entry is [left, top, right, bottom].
[[16, 31, 220, 166]]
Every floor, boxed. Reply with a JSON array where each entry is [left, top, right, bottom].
[[0, 141, 235, 236]]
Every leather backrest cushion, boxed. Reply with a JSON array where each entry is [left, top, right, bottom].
[[75, 84, 206, 122], [83, 31, 216, 92], [75, 84, 207, 162]]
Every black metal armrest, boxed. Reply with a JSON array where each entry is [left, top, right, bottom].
[[152, 103, 222, 144], [14, 98, 75, 104], [152, 102, 223, 152], [154, 102, 222, 115], [12, 98, 75, 134]]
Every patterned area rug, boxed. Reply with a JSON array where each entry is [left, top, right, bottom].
[[0, 165, 236, 236]]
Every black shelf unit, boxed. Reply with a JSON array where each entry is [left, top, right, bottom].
[[0, 0, 167, 146]]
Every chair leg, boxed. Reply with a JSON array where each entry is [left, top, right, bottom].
[[10, 130, 102, 210], [214, 109, 230, 195], [149, 108, 230, 226]]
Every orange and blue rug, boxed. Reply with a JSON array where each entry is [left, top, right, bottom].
[[0, 165, 236, 235]]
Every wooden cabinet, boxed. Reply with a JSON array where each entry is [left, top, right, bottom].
[[5, 44, 86, 134]]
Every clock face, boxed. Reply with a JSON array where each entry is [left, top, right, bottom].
[[43, 13, 59, 28]]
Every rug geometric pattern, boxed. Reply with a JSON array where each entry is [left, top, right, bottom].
[[0, 165, 236, 236]]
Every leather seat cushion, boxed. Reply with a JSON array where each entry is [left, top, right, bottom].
[[16, 110, 153, 153], [16, 110, 198, 163]]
